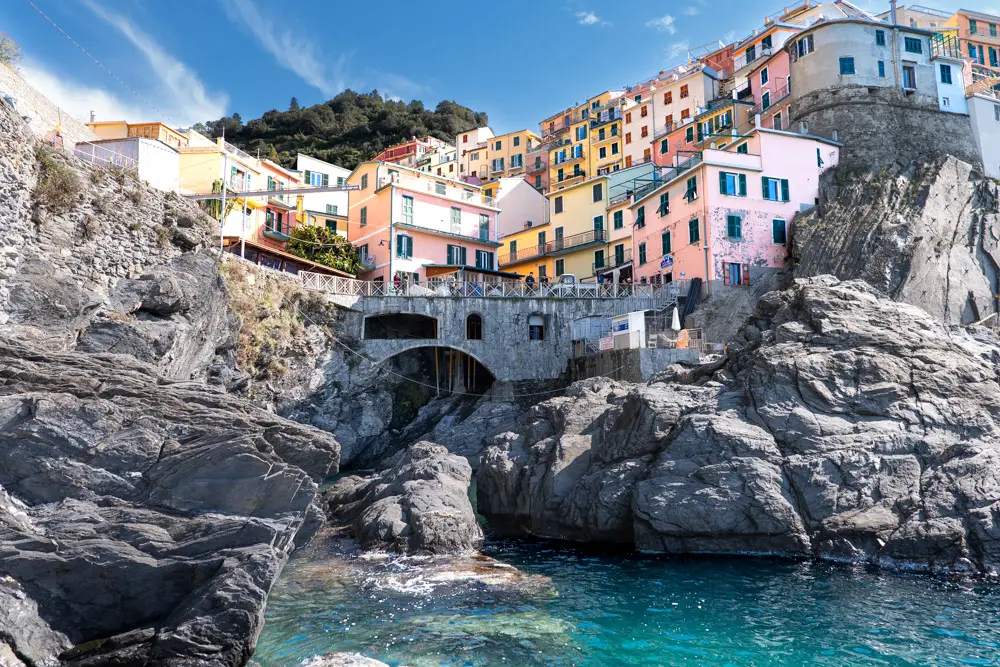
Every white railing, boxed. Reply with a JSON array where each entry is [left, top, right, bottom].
[[301, 272, 688, 306], [223, 140, 252, 162], [378, 173, 497, 208], [73, 141, 139, 170]]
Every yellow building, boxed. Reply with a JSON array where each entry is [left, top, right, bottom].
[[543, 91, 624, 193], [498, 223, 555, 282], [87, 120, 188, 148]]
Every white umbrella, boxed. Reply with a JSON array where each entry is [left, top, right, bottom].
[[671, 306, 681, 331]]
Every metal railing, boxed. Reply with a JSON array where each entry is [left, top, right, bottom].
[[378, 173, 497, 207], [553, 169, 586, 184], [527, 160, 547, 173], [750, 83, 791, 115], [223, 140, 252, 162], [499, 229, 607, 265], [72, 141, 139, 170], [301, 272, 680, 305], [733, 45, 774, 72]]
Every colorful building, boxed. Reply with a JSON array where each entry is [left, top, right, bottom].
[[257, 159, 300, 251], [747, 48, 793, 131], [417, 146, 459, 179], [346, 162, 503, 283], [945, 9, 1000, 72], [295, 154, 351, 238], [457, 127, 495, 183], [374, 136, 454, 169], [656, 98, 754, 169], [87, 120, 189, 149], [628, 128, 840, 287]]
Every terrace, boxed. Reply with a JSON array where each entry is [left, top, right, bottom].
[[498, 229, 608, 265]]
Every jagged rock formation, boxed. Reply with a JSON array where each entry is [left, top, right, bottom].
[[478, 277, 1000, 573], [793, 157, 1000, 326], [323, 442, 483, 554]]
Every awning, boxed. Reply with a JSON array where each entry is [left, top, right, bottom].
[[424, 264, 523, 279]]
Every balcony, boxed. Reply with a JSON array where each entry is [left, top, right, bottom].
[[378, 172, 497, 208], [527, 160, 547, 173], [590, 111, 623, 129], [553, 170, 586, 187], [358, 252, 376, 271], [750, 83, 791, 116], [508, 160, 526, 173], [733, 45, 774, 73], [499, 244, 545, 266], [594, 248, 632, 274], [491, 163, 506, 174], [263, 219, 292, 242], [222, 140, 252, 162], [545, 228, 607, 255], [553, 152, 586, 167], [591, 129, 621, 146], [594, 153, 623, 171]]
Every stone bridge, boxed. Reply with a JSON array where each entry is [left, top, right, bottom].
[[322, 291, 671, 383]]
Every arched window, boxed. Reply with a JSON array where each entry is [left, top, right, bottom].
[[528, 314, 545, 341], [466, 313, 483, 340]]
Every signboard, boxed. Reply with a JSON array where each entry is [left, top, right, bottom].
[[660, 255, 674, 270], [599, 336, 614, 351], [612, 319, 629, 333]]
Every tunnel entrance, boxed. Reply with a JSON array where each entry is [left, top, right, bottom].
[[364, 313, 438, 340], [382, 346, 496, 398]]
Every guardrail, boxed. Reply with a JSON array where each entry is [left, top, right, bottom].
[[301, 272, 683, 305]]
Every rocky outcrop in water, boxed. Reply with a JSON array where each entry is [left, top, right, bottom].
[[478, 277, 1000, 573], [793, 157, 1000, 326], [324, 442, 483, 554]]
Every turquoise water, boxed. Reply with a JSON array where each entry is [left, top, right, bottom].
[[254, 536, 1000, 666]]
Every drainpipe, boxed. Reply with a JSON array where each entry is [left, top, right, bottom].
[[890, 0, 902, 91], [702, 169, 711, 296]]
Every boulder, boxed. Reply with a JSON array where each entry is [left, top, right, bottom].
[[300, 654, 391, 667], [478, 277, 1000, 573], [323, 442, 482, 554]]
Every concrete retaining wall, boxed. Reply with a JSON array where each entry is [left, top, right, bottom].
[[569, 347, 701, 384], [0, 64, 99, 149]]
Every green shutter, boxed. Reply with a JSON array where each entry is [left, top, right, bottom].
[[396, 235, 403, 257], [322, 173, 329, 187], [738, 173, 747, 196], [719, 171, 728, 194], [304, 170, 311, 184], [762, 177, 769, 200], [781, 179, 790, 202]]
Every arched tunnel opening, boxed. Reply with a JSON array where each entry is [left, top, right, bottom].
[[364, 313, 438, 340]]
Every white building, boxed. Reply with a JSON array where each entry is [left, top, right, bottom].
[[74, 137, 179, 192], [493, 177, 548, 237], [934, 54, 970, 114], [295, 154, 351, 236], [968, 93, 1000, 178]]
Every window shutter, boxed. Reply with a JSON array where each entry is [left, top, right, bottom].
[[396, 235, 403, 257], [808, 34, 814, 52], [738, 173, 747, 196], [322, 173, 329, 186], [723, 268, 731, 286], [719, 171, 728, 194], [304, 170, 311, 184], [762, 176, 769, 200], [781, 179, 790, 202], [742, 263, 751, 286]]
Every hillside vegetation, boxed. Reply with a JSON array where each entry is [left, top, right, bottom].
[[195, 90, 488, 171]]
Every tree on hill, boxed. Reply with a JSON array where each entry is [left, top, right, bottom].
[[196, 90, 487, 171]]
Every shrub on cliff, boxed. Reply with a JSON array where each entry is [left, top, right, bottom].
[[34, 145, 81, 214], [286, 224, 363, 275]]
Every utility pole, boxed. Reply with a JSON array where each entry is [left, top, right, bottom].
[[219, 151, 229, 256], [240, 170, 247, 260]]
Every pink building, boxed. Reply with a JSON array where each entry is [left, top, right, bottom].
[[748, 50, 793, 131], [628, 129, 840, 286], [347, 162, 507, 283]]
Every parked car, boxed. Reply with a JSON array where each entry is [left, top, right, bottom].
[[549, 274, 599, 297]]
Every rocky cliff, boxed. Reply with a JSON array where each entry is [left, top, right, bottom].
[[793, 157, 1000, 326], [478, 277, 1000, 573]]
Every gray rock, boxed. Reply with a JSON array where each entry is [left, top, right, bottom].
[[324, 442, 482, 554], [478, 277, 1000, 573], [301, 654, 391, 667], [0, 338, 341, 666]]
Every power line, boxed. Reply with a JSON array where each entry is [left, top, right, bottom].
[[23, 0, 174, 123]]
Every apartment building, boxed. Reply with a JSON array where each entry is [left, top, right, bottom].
[[879, 4, 954, 30], [346, 162, 501, 283], [457, 127, 495, 183], [945, 9, 1000, 71], [417, 146, 459, 179], [258, 159, 300, 249], [296, 154, 350, 238], [628, 129, 839, 286], [373, 136, 454, 169], [747, 49, 793, 131], [656, 98, 755, 169]]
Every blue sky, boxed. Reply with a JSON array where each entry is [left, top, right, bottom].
[[0, 0, 971, 134]]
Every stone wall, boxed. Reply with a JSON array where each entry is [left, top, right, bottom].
[[568, 347, 701, 384], [0, 64, 99, 149], [789, 86, 981, 171]]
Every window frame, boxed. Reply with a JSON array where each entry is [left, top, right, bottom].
[[839, 56, 856, 75], [772, 218, 787, 245]]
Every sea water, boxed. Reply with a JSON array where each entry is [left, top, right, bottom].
[[254, 537, 1000, 666]]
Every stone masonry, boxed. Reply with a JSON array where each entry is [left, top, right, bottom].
[[0, 64, 100, 149]]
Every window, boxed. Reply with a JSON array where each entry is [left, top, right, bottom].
[[361, 174, 369, 189], [554, 196, 564, 214], [875, 29, 885, 46], [638, 242, 647, 265], [535, 175, 542, 188], [593, 183, 603, 202], [558, 168, 564, 182], [625, 155, 632, 167], [762, 176, 790, 202], [904, 37, 922, 54], [993, 23, 998, 37], [664, 91, 673, 104], [685, 126, 694, 142], [685, 176, 697, 202], [634, 94, 642, 103], [625, 132, 633, 145], [511, 154, 523, 168], [401, 195, 414, 224], [680, 85, 689, 98], [839, 57, 855, 75], [940, 64, 953, 85], [641, 105, 648, 118], [626, 112, 633, 124], [661, 230, 672, 256], [611, 142, 619, 155], [447, 244, 468, 265], [797, 34, 815, 57], [903, 65, 916, 89], [337, 177, 346, 186], [761, 67, 769, 85], [681, 108, 690, 119], [360, 206, 367, 226], [762, 35, 772, 50], [472, 152, 479, 160], [773, 113, 783, 131], [660, 138, 669, 154], [719, 171, 747, 196], [614, 243, 625, 266], [466, 313, 483, 339], [537, 230, 546, 246], [476, 250, 494, 271], [435, 182, 447, 195], [494, 140, 502, 150], [463, 134, 469, 143], [611, 125, 618, 136], [641, 126, 649, 138], [636, 206, 646, 228], [600, 146, 607, 159], [817, 147, 825, 168], [528, 314, 545, 340], [555, 259, 565, 276], [727, 214, 743, 239], [970, 19, 978, 34], [326, 204, 339, 215], [593, 215, 604, 236], [396, 234, 413, 258], [513, 136, 520, 147], [878, 60, 886, 78], [613, 210, 624, 229], [594, 249, 605, 269], [479, 213, 490, 240], [762, 91, 771, 110], [992, 47, 999, 68], [665, 113, 674, 125], [736, 143, 749, 154], [688, 218, 700, 243], [772, 219, 787, 244], [577, 125, 587, 141], [658, 192, 669, 216]]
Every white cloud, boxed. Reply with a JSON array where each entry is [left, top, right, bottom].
[[78, 0, 227, 125], [576, 11, 602, 25], [667, 41, 690, 59], [220, 0, 347, 98], [20, 59, 149, 124], [646, 15, 677, 34], [683, 6, 700, 15]]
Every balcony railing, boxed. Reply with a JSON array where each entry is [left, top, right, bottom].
[[527, 160, 547, 173], [750, 83, 791, 115], [553, 170, 586, 185], [553, 152, 585, 166], [499, 244, 545, 265], [378, 173, 496, 207], [591, 129, 621, 145], [546, 228, 606, 254], [590, 111, 623, 129], [594, 248, 633, 274], [223, 140, 252, 162], [359, 252, 376, 270], [733, 45, 774, 72]]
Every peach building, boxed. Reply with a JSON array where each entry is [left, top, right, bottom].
[[374, 136, 454, 169], [628, 129, 840, 287], [346, 162, 505, 283], [747, 49, 793, 131]]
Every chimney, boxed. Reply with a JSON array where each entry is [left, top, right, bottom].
[[890, 0, 898, 25], [89, 110, 95, 123]]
